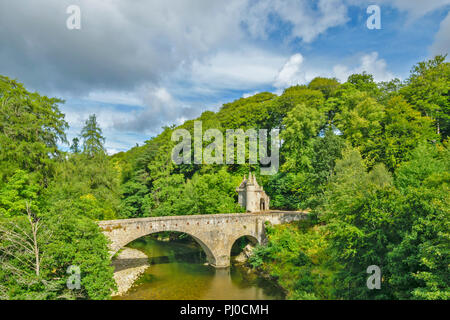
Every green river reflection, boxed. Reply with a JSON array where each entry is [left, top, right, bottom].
[[113, 236, 285, 300]]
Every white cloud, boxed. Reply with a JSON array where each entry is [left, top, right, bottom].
[[0, 0, 352, 96], [0, 0, 249, 95], [243, 91, 260, 98], [346, 0, 450, 20], [274, 53, 306, 89], [87, 91, 144, 107], [332, 52, 395, 82], [244, 0, 349, 43], [273, 52, 396, 90], [1, 0, 445, 97], [112, 86, 200, 133], [430, 12, 450, 56], [186, 48, 287, 90], [384, 0, 450, 20]]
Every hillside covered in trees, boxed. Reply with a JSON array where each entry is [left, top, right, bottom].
[[0, 56, 448, 300]]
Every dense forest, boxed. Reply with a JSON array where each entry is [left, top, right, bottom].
[[0, 55, 448, 300]]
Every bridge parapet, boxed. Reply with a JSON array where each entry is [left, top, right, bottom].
[[98, 211, 307, 268]]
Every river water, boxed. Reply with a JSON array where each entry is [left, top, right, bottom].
[[113, 236, 285, 300]]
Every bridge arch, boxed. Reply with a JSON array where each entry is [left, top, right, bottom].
[[230, 234, 260, 259], [230, 234, 260, 248], [111, 229, 220, 266]]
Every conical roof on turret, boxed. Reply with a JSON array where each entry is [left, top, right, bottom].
[[238, 175, 247, 188], [237, 171, 264, 190], [247, 172, 252, 185], [253, 174, 259, 187]]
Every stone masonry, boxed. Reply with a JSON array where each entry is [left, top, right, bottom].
[[236, 172, 270, 212], [98, 211, 306, 268]]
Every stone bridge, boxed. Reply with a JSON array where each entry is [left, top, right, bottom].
[[98, 211, 307, 268]]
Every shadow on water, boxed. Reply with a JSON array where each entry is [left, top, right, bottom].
[[114, 252, 206, 272], [113, 234, 285, 300]]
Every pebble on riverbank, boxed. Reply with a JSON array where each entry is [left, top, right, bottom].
[[111, 247, 150, 297]]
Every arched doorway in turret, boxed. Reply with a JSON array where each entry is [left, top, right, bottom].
[[260, 198, 265, 211]]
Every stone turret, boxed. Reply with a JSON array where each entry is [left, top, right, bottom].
[[236, 172, 270, 212]]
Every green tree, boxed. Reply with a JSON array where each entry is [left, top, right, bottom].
[[119, 180, 149, 218], [264, 172, 305, 210], [70, 137, 81, 154], [0, 76, 67, 183], [320, 148, 397, 299], [281, 102, 326, 171], [249, 219, 337, 300], [334, 95, 385, 167], [308, 77, 340, 99], [268, 86, 325, 130], [377, 78, 403, 104], [46, 153, 120, 221], [388, 143, 449, 299], [306, 129, 347, 208], [311, 129, 347, 187], [0, 197, 116, 300], [347, 72, 379, 96], [0, 170, 41, 218], [178, 169, 243, 215], [381, 96, 436, 170], [401, 55, 450, 139], [43, 203, 116, 300], [81, 114, 105, 157]]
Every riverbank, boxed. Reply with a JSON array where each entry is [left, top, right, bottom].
[[233, 249, 288, 298], [111, 248, 150, 297]]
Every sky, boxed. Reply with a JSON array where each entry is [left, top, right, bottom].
[[1, 0, 449, 154]]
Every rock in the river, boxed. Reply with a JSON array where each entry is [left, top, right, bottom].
[[234, 244, 254, 264], [112, 248, 149, 296]]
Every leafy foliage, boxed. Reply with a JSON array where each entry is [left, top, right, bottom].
[[249, 220, 338, 300], [0, 75, 67, 184], [80, 114, 106, 157], [401, 55, 450, 139]]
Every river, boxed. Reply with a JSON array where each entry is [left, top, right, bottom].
[[113, 236, 285, 300]]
